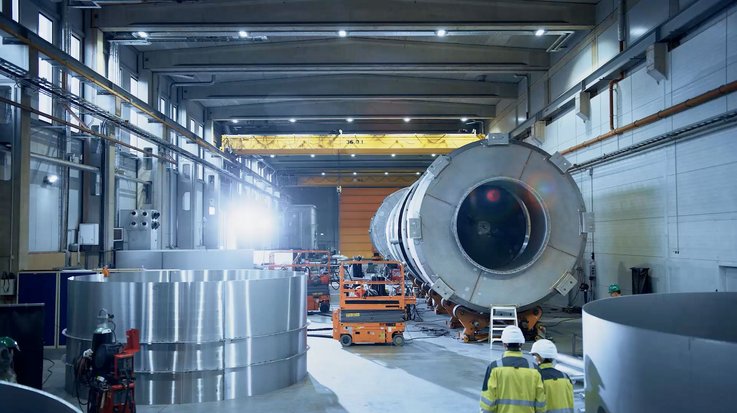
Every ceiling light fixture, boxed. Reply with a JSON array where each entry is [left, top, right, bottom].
[[352, 172, 357, 176], [460, 117, 468, 122], [535, 29, 546, 36], [403, 117, 411, 123], [350, 153, 356, 158], [321, 172, 326, 176], [135, 31, 149, 39], [346, 118, 354, 123], [44, 174, 59, 185], [238, 30, 249, 38], [310, 154, 316, 158], [436, 29, 447, 37], [269, 154, 276, 158], [338, 30, 348, 37], [384, 172, 389, 175], [231, 119, 239, 124], [431, 153, 437, 157], [415, 172, 421, 175], [390, 153, 396, 157], [289, 118, 297, 123]]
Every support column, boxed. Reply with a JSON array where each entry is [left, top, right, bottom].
[[10, 49, 37, 272]]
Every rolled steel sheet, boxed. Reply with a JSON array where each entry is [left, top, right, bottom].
[[64, 269, 307, 405], [373, 140, 587, 312], [583, 293, 737, 413], [0, 381, 82, 413]]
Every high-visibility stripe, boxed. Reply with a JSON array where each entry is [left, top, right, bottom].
[[490, 399, 546, 408], [545, 409, 575, 413], [480, 396, 494, 406]]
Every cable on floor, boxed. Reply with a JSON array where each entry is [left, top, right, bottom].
[[42, 357, 55, 385]]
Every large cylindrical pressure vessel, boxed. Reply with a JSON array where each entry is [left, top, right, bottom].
[[373, 138, 586, 312]]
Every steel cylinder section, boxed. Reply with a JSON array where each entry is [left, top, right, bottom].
[[370, 187, 409, 260], [374, 139, 586, 312], [64, 269, 307, 405], [0, 382, 82, 413], [583, 293, 737, 413]]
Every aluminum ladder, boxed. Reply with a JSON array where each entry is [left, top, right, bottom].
[[489, 305, 518, 345]]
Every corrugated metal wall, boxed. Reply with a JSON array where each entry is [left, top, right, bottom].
[[339, 187, 396, 258]]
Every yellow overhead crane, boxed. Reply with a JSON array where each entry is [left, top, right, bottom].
[[221, 133, 485, 155]]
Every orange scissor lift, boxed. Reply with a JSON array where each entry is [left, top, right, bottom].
[[332, 260, 415, 347]]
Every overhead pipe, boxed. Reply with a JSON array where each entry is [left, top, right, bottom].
[[562, 79, 737, 155], [0, 15, 274, 193], [0, 95, 175, 164], [30, 152, 99, 173]]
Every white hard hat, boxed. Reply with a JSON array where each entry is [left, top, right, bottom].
[[530, 339, 558, 360], [500, 325, 525, 344]]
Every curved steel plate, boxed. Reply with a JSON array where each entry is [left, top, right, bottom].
[[583, 293, 737, 413], [65, 269, 307, 405]]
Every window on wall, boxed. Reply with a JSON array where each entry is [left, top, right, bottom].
[[189, 119, 203, 138], [159, 98, 167, 116], [11, 0, 20, 22], [129, 76, 140, 127], [69, 34, 82, 131], [171, 104, 178, 124], [38, 14, 54, 123]]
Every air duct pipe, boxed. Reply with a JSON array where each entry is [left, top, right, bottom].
[[370, 138, 587, 314]]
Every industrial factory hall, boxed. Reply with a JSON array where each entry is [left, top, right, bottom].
[[0, 1, 736, 412]]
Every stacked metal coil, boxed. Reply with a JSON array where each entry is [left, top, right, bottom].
[[64, 269, 307, 405], [371, 138, 587, 312]]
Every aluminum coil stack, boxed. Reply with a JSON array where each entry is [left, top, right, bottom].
[[64, 269, 307, 405], [372, 137, 587, 312]]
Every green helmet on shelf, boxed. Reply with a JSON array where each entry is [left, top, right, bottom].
[[608, 284, 621, 294]]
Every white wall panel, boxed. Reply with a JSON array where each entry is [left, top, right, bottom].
[[498, 2, 737, 299], [627, 0, 669, 43], [550, 44, 593, 98], [597, 23, 620, 66]]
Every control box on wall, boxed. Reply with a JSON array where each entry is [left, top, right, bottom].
[[119, 209, 160, 250]]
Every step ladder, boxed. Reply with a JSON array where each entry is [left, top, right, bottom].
[[489, 305, 518, 346]]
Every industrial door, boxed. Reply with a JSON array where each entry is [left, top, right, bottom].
[[339, 187, 396, 258]]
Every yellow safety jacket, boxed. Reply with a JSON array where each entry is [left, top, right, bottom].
[[538, 362, 574, 413], [480, 351, 546, 413]]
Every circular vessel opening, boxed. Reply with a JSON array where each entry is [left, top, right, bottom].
[[455, 179, 548, 273]]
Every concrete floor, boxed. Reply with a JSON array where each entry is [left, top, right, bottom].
[[43, 302, 585, 412]]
